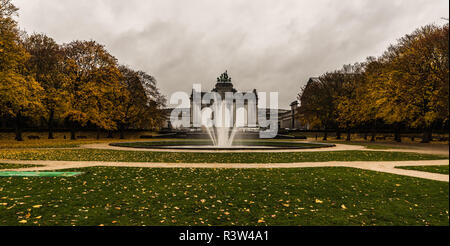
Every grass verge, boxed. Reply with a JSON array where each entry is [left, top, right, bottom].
[[0, 167, 447, 226], [0, 149, 446, 163], [397, 165, 449, 175], [0, 163, 39, 170], [0, 139, 116, 149]]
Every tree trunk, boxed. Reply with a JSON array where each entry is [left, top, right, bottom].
[[96, 128, 101, 140], [421, 128, 432, 143], [346, 129, 351, 141], [70, 122, 76, 140], [119, 125, 125, 139], [370, 121, 376, 142], [394, 124, 401, 142], [48, 110, 55, 139], [370, 128, 376, 142], [14, 116, 23, 141], [322, 128, 328, 141], [363, 131, 368, 140], [0, 117, 6, 129], [336, 129, 341, 140], [107, 131, 113, 139]]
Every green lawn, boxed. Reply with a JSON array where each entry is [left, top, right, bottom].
[[364, 145, 402, 150], [315, 140, 403, 150], [0, 139, 109, 149], [0, 163, 39, 170], [0, 167, 447, 226], [0, 149, 446, 163], [397, 165, 449, 175]]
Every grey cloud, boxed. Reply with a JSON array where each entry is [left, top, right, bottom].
[[14, 0, 449, 108]]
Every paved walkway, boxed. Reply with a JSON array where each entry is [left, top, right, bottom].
[[82, 142, 450, 156], [1, 159, 448, 182], [0, 142, 448, 182], [364, 148, 449, 156]]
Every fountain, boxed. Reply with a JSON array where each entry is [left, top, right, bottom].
[[111, 100, 335, 150], [111, 99, 335, 150], [111, 90, 335, 150], [109, 71, 336, 151], [203, 100, 239, 148]]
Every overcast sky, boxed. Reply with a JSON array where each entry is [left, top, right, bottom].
[[14, 0, 449, 108]]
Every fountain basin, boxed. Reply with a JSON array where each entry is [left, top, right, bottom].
[[110, 141, 335, 151]]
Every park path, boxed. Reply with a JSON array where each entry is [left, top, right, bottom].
[[0, 142, 448, 182], [81, 142, 450, 156], [364, 148, 449, 156], [1, 159, 448, 182]]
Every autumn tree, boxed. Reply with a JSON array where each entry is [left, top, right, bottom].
[[136, 69, 166, 130], [0, 0, 16, 18], [335, 63, 366, 141], [0, 0, 43, 141], [62, 40, 122, 139], [300, 23, 448, 143], [297, 78, 326, 135], [1, 0, 167, 140], [23, 33, 68, 139], [298, 70, 350, 141], [374, 24, 449, 143], [115, 66, 165, 139]]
